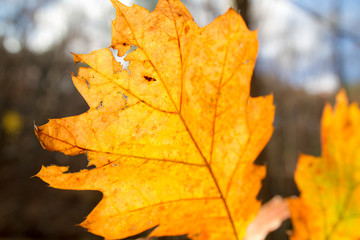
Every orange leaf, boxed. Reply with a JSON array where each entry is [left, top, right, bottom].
[[288, 90, 360, 240], [34, 0, 274, 239]]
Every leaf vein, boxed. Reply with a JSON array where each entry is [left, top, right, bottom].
[[115, 5, 179, 113], [128, 197, 222, 213], [74, 54, 177, 114]]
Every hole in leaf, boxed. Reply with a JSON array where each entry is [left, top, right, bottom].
[[96, 101, 103, 110], [110, 45, 137, 74], [85, 79, 90, 89], [87, 165, 96, 170], [122, 92, 128, 101]]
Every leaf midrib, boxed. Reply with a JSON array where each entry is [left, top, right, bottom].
[[114, 2, 239, 239]]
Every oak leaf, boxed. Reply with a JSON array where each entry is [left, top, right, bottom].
[[288, 90, 360, 240], [35, 0, 274, 239]]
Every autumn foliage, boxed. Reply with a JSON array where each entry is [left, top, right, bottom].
[[34, 0, 360, 239], [289, 90, 360, 240], [35, 0, 275, 239]]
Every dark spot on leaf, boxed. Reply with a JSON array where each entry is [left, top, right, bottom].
[[88, 165, 96, 170], [96, 101, 103, 110], [85, 80, 90, 89], [144, 76, 156, 82], [122, 42, 127, 46], [185, 25, 190, 34]]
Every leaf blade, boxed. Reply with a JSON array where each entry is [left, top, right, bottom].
[[289, 90, 360, 240], [35, 1, 275, 239]]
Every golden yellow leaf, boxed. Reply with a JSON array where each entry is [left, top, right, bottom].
[[288, 90, 360, 240], [35, 0, 274, 239]]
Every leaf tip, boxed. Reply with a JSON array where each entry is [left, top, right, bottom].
[[33, 120, 38, 132], [336, 88, 348, 104], [34, 122, 45, 147], [35, 165, 70, 180], [72, 52, 82, 64], [33, 165, 48, 179]]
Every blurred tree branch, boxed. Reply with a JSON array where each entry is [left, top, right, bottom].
[[290, 0, 360, 47]]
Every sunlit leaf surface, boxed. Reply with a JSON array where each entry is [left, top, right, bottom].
[[35, 0, 274, 239]]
